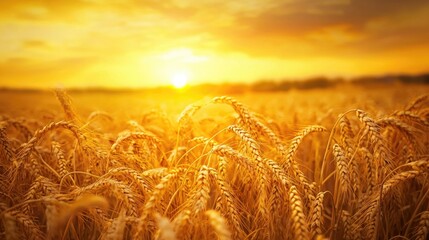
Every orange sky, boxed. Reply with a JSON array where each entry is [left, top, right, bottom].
[[1, 0, 429, 88]]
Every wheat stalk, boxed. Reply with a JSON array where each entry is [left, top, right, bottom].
[[133, 168, 185, 238], [205, 210, 232, 240], [414, 211, 429, 240], [2, 210, 44, 240], [310, 191, 325, 236], [333, 144, 350, 194], [191, 165, 211, 215], [0, 121, 14, 162], [289, 185, 310, 240], [154, 212, 177, 240], [55, 88, 80, 124], [406, 94, 429, 111], [104, 209, 127, 240], [208, 168, 242, 238]]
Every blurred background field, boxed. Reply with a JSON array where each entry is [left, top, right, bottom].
[[1, 81, 428, 128]]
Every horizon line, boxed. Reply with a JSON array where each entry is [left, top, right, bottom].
[[1, 72, 428, 92]]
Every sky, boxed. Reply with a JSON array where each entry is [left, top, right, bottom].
[[1, 0, 429, 88]]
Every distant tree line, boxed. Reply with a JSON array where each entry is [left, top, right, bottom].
[[188, 73, 429, 94]]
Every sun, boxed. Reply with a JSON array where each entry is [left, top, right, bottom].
[[170, 72, 189, 89]]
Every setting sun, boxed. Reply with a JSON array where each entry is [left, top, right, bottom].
[[170, 72, 189, 88]]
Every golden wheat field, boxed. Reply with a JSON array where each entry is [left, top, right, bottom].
[[0, 83, 428, 240]]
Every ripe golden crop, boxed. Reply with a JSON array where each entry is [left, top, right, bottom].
[[0, 85, 428, 239]]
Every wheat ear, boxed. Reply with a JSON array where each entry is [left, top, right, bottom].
[[205, 210, 232, 240], [289, 185, 310, 240]]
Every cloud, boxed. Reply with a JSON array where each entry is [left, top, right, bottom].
[[0, 56, 99, 88], [22, 40, 51, 49], [0, 0, 429, 88], [213, 0, 429, 57]]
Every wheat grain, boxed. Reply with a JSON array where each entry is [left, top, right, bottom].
[[134, 168, 185, 237], [358, 147, 376, 194], [74, 179, 138, 217], [205, 210, 232, 240], [227, 125, 261, 160], [110, 131, 161, 155], [104, 209, 127, 240], [282, 125, 325, 201], [356, 110, 391, 181], [339, 116, 360, 194], [51, 141, 69, 181], [45, 195, 109, 239], [289, 185, 310, 240], [310, 191, 325, 236], [282, 125, 326, 171], [22, 175, 58, 214], [154, 212, 177, 240], [55, 88, 80, 124], [341, 210, 358, 240], [87, 111, 113, 123], [105, 167, 152, 195], [333, 144, 350, 193], [4, 120, 32, 142], [406, 94, 429, 111], [414, 211, 429, 240], [211, 96, 255, 130], [2, 210, 44, 240], [2, 212, 20, 240], [211, 143, 269, 218], [395, 110, 429, 127], [210, 144, 256, 175], [172, 210, 191, 239], [16, 121, 86, 162], [208, 168, 242, 238], [191, 165, 211, 215], [0, 121, 14, 162], [377, 117, 418, 146]]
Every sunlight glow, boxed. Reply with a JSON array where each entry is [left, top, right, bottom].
[[161, 48, 208, 63], [170, 72, 189, 88]]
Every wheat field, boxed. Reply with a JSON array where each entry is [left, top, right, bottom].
[[0, 84, 428, 240]]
